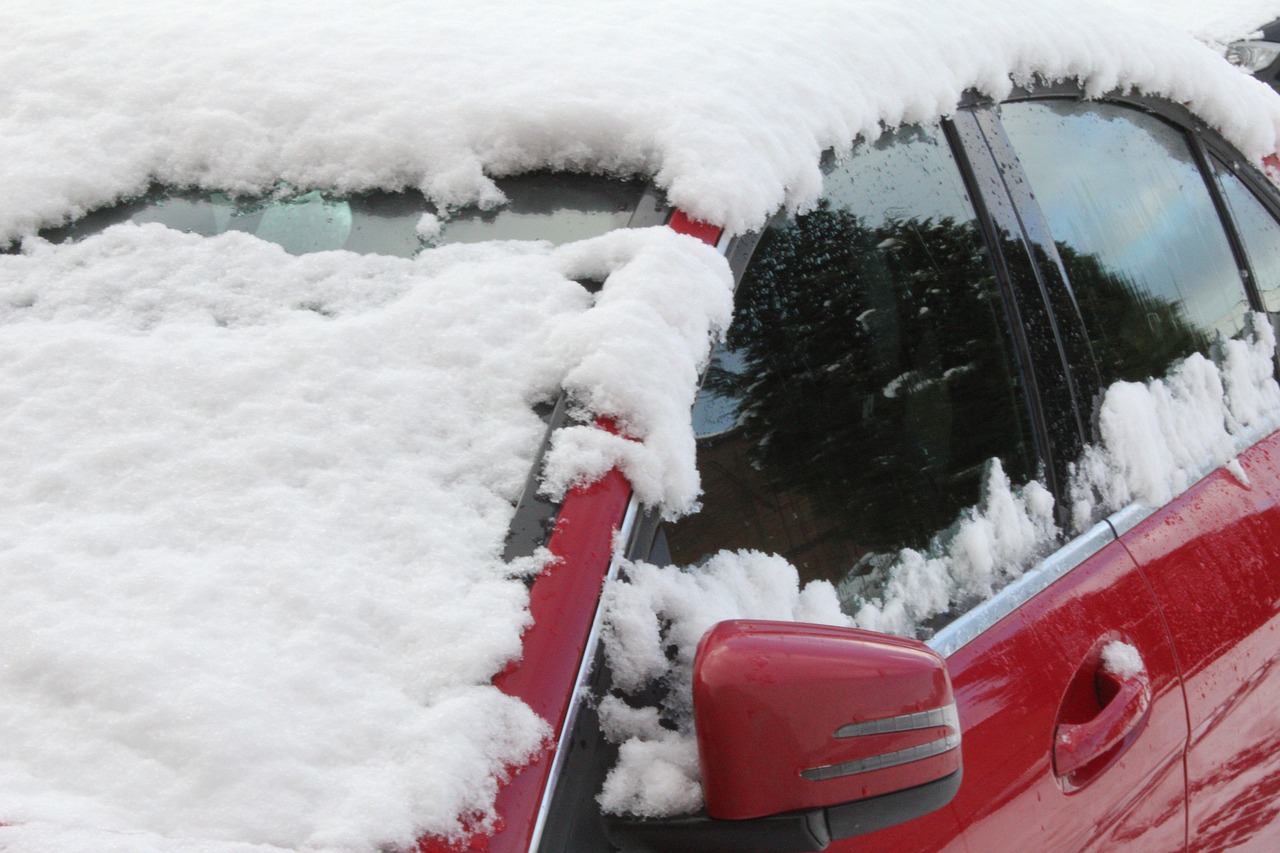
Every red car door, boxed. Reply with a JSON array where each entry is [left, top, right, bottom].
[[833, 534, 1187, 851], [997, 93, 1280, 851], [1119, 430, 1280, 850]]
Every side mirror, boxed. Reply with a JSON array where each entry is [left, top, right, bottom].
[[608, 620, 961, 853]]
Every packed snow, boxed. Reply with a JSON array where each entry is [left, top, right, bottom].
[[0, 225, 730, 851], [6, 0, 1280, 247], [6, 0, 1280, 848], [1102, 640, 1146, 679], [597, 552, 850, 817], [1131, 0, 1280, 50]]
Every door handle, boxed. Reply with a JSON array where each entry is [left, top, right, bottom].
[[1054, 668, 1151, 778]]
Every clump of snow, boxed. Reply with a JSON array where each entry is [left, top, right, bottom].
[[849, 461, 1057, 638], [1227, 457, 1253, 486], [539, 230, 734, 516], [1101, 640, 1145, 679], [853, 315, 1280, 647], [596, 551, 849, 816], [1069, 317, 1280, 528], [415, 212, 443, 242], [601, 316, 1280, 818], [0, 224, 729, 851], [5, 0, 1280, 245]]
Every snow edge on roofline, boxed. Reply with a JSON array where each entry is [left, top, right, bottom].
[[5, 0, 1280, 244]]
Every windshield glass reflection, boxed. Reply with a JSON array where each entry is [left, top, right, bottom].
[[672, 126, 1035, 590], [38, 173, 646, 257]]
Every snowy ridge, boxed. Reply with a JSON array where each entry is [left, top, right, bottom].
[[4, 0, 1280, 244]]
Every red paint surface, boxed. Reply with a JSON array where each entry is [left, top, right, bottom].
[[667, 209, 723, 245], [1118, 429, 1280, 850], [417, 465, 632, 853], [833, 540, 1187, 851], [1263, 153, 1280, 187], [831, 432, 1280, 850], [417, 211, 722, 852], [694, 621, 957, 820]]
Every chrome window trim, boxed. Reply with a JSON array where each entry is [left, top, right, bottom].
[[528, 493, 640, 853], [931, 432, 1277, 658], [928, 512, 1121, 658]]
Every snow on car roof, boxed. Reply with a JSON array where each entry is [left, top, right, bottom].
[[3, 1, 1280, 851], [5, 0, 1280, 245]]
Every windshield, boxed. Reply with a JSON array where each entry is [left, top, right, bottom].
[[36, 172, 649, 257]]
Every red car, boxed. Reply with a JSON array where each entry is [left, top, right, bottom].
[[7, 4, 1280, 853], [432, 88, 1280, 852]]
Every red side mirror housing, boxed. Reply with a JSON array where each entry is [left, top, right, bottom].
[[694, 620, 960, 824], [606, 620, 961, 852]]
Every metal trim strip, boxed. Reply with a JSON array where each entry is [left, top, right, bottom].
[[927, 515, 1120, 658]]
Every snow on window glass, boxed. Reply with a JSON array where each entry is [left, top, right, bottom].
[[595, 102, 1280, 818], [598, 316, 1280, 819]]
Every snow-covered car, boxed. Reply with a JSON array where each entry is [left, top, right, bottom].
[[6, 2, 1280, 853]]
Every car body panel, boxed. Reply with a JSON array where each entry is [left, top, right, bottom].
[[1117, 428, 1280, 850], [418, 466, 632, 853], [420, 215, 726, 853], [833, 539, 1186, 851]]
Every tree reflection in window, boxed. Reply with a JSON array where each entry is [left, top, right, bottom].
[[671, 129, 1036, 590]]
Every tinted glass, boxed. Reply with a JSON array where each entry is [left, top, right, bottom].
[[674, 127, 1035, 589], [1212, 157, 1280, 313], [38, 173, 646, 257], [1000, 101, 1250, 384]]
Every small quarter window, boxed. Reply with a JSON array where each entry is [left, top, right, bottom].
[[1210, 157, 1280, 313], [38, 173, 647, 257]]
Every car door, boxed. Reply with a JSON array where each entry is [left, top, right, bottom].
[[998, 94, 1280, 851]]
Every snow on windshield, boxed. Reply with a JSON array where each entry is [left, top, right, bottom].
[[5, 0, 1280, 848], [0, 225, 730, 851]]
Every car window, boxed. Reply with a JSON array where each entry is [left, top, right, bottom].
[[36, 172, 647, 257], [669, 126, 1037, 601], [998, 100, 1251, 385], [1209, 156, 1280, 313]]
